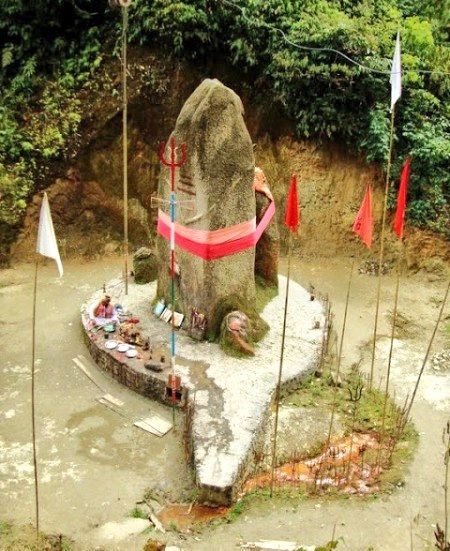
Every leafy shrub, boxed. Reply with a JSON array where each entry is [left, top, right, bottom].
[[0, 0, 449, 238]]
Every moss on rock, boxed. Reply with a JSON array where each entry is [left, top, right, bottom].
[[133, 247, 158, 284], [208, 293, 269, 344]]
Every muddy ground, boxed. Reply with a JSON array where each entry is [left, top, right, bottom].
[[0, 255, 449, 551]]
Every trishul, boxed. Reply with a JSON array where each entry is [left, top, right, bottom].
[[158, 136, 187, 409], [159, 136, 187, 193]]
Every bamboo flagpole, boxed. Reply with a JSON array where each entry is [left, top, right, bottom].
[[377, 156, 411, 467], [325, 258, 355, 450], [109, 0, 132, 294], [122, 1, 129, 294], [270, 173, 299, 497], [31, 259, 39, 534], [322, 181, 372, 471], [33, 193, 64, 533], [369, 31, 402, 389], [402, 280, 449, 426]]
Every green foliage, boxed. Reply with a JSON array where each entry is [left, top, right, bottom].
[[226, 498, 246, 522], [0, 162, 32, 225], [287, 366, 416, 439], [296, 541, 340, 551], [0, 520, 11, 536], [0, 0, 449, 241], [129, 506, 148, 519], [128, 0, 450, 235]]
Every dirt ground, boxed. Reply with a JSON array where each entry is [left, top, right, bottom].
[[0, 255, 449, 551]]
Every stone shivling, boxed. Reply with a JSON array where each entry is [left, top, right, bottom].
[[81, 79, 326, 505], [156, 78, 279, 346]]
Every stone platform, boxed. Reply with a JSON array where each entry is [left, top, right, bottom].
[[81, 275, 326, 505]]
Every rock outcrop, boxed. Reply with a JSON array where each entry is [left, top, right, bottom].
[[157, 79, 258, 336], [255, 191, 279, 287]]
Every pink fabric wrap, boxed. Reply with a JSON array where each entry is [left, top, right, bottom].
[[157, 200, 275, 260]]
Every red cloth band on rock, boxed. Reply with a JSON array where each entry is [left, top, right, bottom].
[[157, 200, 275, 261]]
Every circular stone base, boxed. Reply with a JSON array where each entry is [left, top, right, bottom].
[[81, 275, 326, 505]]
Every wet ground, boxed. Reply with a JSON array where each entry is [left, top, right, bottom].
[[182, 257, 449, 551], [0, 258, 193, 550], [0, 255, 449, 550]]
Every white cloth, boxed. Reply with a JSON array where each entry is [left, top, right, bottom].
[[390, 31, 402, 112], [36, 192, 63, 276]]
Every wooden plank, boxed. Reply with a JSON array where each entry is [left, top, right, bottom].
[[72, 357, 105, 393], [102, 393, 124, 407], [140, 415, 173, 435], [133, 419, 165, 437], [240, 541, 307, 551]]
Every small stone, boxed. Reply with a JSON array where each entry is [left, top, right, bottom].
[[133, 248, 158, 284], [219, 311, 255, 356]]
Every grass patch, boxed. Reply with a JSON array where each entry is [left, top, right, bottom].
[[219, 336, 252, 358], [129, 506, 148, 519], [285, 365, 413, 435], [0, 521, 11, 536], [0, 522, 74, 551], [141, 525, 155, 535], [283, 365, 418, 492], [168, 520, 181, 533], [444, 322, 450, 342]]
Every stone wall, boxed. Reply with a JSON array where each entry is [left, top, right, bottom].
[[81, 313, 187, 407]]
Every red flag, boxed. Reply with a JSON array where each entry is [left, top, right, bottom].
[[393, 157, 411, 239], [284, 173, 300, 232], [352, 184, 373, 248]]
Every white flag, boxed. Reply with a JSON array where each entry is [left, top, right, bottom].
[[36, 192, 63, 277], [390, 31, 402, 111]]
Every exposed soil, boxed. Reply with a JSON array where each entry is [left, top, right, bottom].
[[7, 47, 449, 272]]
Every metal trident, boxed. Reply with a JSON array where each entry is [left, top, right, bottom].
[[159, 136, 187, 192], [158, 136, 187, 411]]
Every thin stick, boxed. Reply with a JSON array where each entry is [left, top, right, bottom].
[[444, 421, 449, 543], [331, 522, 337, 542], [31, 259, 40, 533], [122, 5, 129, 294], [270, 231, 293, 497], [369, 106, 396, 389], [410, 519, 414, 551], [325, 259, 355, 450], [402, 280, 449, 425], [376, 262, 401, 468]]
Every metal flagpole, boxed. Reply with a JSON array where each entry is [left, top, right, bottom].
[[31, 257, 40, 534], [369, 105, 396, 389], [159, 137, 187, 423], [169, 146, 177, 423]]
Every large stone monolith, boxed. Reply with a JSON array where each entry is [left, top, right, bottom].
[[157, 79, 256, 338]]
